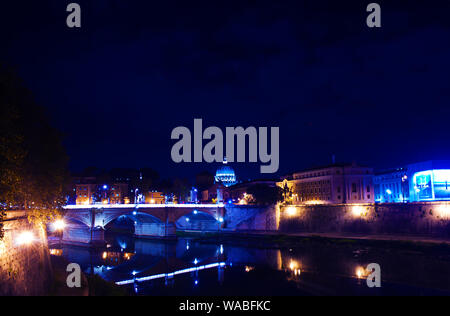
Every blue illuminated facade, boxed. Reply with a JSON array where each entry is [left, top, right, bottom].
[[374, 168, 408, 203], [375, 160, 450, 203], [214, 159, 237, 187]]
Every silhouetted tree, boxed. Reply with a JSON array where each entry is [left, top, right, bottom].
[[247, 184, 283, 205], [172, 178, 191, 202], [0, 65, 69, 225], [195, 171, 214, 191]]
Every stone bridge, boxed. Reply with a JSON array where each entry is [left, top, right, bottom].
[[62, 204, 226, 245]]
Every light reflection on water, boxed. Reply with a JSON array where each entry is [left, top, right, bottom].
[[51, 234, 450, 296]]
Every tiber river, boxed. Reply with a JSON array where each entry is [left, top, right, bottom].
[[51, 233, 450, 296]]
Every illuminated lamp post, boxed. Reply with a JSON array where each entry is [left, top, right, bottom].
[[53, 219, 66, 245], [386, 189, 392, 203], [401, 175, 408, 203]]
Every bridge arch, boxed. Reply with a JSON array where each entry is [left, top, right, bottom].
[[176, 210, 221, 231], [64, 215, 91, 228], [103, 210, 164, 228]]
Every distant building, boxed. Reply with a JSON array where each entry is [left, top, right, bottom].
[[375, 160, 450, 203], [214, 159, 237, 187], [73, 177, 129, 205], [200, 183, 229, 204], [279, 163, 374, 204], [74, 177, 97, 205], [145, 191, 165, 204], [373, 168, 408, 203], [109, 183, 129, 204]]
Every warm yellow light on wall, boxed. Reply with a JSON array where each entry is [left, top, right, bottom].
[[436, 204, 450, 219], [352, 206, 365, 217], [286, 206, 298, 217], [356, 266, 367, 279], [289, 259, 301, 276], [102, 252, 108, 259], [304, 201, 324, 205], [53, 219, 66, 231], [16, 231, 35, 246]]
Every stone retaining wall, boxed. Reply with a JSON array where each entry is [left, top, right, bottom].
[[0, 211, 52, 295]]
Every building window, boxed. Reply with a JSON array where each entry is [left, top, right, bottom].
[[352, 183, 357, 193]]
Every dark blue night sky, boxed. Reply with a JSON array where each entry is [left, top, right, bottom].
[[1, 0, 450, 181]]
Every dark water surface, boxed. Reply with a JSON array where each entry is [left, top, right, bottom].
[[51, 234, 450, 296]]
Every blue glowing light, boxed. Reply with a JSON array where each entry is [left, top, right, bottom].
[[413, 169, 450, 201], [386, 189, 392, 195], [193, 258, 198, 265], [133, 211, 137, 216], [186, 217, 190, 222], [103, 185, 108, 190], [193, 210, 198, 215], [194, 280, 198, 285], [215, 159, 237, 187]]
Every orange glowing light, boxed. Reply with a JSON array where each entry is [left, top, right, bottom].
[[286, 207, 297, 217], [16, 231, 35, 246], [356, 266, 366, 279]]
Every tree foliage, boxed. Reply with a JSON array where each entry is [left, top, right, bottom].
[[0, 65, 69, 226], [246, 184, 283, 205]]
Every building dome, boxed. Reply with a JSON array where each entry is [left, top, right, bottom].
[[215, 159, 237, 187]]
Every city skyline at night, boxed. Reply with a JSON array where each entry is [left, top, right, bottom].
[[1, 1, 450, 180]]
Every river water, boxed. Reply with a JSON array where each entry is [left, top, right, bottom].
[[51, 234, 450, 296]]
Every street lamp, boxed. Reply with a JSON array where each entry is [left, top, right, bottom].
[[16, 231, 35, 246], [52, 219, 66, 245], [386, 189, 392, 202], [402, 175, 408, 203], [53, 219, 66, 231]]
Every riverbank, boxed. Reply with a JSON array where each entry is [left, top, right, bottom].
[[177, 230, 450, 253]]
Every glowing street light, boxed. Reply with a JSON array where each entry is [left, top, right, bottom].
[[16, 231, 35, 246], [356, 266, 366, 279], [352, 206, 365, 217], [53, 220, 66, 230], [53, 219, 66, 231], [286, 207, 297, 217]]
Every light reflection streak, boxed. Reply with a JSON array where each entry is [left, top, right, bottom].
[[116, 262, 226, 285]]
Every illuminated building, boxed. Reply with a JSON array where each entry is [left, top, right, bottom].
[[75, 177, 97, 205], [145, 191, 165, 204], [278, 163, 374, 204], [374, 160, 450, 203], [109, 183, 129, 204], [214, 158, 237, 187], [74, 178, 129, 205], [373, 168, 408, 203]]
